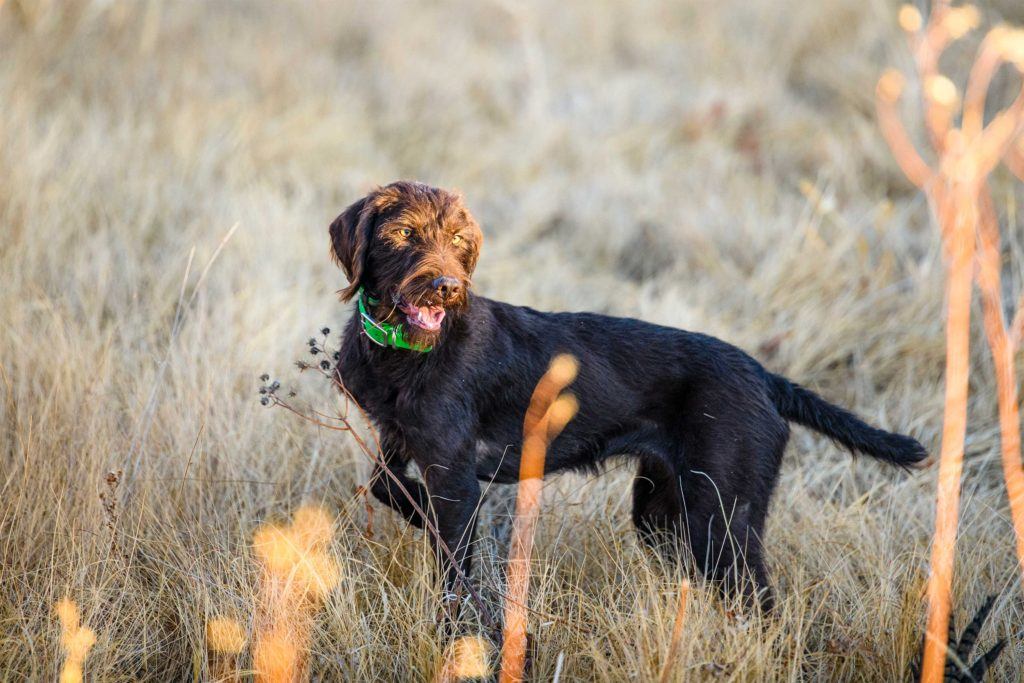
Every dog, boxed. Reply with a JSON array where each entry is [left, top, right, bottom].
[[330, 180, 927, 608]]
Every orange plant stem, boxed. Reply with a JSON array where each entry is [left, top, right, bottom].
[[976, 191, 1024, 582], [500, 356, 577, 683], [499, 445, 545, 683], [875, 79, 934, 190], [921, 189, 976, 683], [658, 579, 690, 683]]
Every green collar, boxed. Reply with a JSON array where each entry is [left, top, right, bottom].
[[357, 289, 433, 352]]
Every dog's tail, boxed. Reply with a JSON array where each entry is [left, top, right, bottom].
[[767, 373, 927, 467]]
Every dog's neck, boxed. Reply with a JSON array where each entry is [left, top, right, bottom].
[[356, 288, 434, 352]]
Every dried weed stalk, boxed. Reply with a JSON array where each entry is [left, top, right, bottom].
[[499, 354, 578, 683], [876, 3, 1024, 680]]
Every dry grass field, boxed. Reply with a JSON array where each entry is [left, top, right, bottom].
[[3, 0, 1024, 680]]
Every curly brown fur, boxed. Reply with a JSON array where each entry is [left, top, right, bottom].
[[329, 181, 927, 609]]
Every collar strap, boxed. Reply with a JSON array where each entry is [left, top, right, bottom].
[[357, 289, 433, 352]]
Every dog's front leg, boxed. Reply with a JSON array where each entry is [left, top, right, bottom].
[[368, 436, 430, 528], [422, 459, 482, 605]]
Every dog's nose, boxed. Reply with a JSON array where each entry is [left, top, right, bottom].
[[432, 276, 461, 300]]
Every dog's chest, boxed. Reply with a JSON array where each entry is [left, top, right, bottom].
[[336, 341, 399, 416], [337, 341, 447, 426], [335, 360, 388, 414]]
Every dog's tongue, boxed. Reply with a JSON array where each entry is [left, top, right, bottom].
[[401, 302, 445, 331]]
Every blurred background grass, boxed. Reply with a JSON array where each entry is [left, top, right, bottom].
[[2, 0, 1024, 679]]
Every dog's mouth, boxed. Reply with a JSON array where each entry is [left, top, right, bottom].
[[399, 300, 446, 331]]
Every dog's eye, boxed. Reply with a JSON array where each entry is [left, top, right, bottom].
[[398, 228, 412, 238], [452, 234, 462, 245]]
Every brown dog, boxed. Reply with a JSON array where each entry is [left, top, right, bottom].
[[330, 180, 926, 609]]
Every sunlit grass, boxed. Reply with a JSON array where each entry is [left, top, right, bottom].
[[252, 506, 340, 681], [434, 636, 493, 683], [54, 599, 95, 683], [1, 0, 1022, 679]]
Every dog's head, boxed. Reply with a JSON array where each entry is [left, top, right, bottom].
[[330, 181, 483, 346]]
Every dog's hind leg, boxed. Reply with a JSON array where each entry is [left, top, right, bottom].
[[669, 389, 786, 611], [633, 453, 773, 608], [680, 471, 773, 611], [632, 454, 684, 549]]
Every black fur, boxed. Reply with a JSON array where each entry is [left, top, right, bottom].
[[331, 182, 928, 609], [767, 374, 925, 467]]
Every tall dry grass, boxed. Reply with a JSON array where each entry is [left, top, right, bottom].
[[1, 0, 1023, 679]]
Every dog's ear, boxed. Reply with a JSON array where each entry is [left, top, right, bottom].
[[461, 208, 484, 276], [329, 196, 373, 302]]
